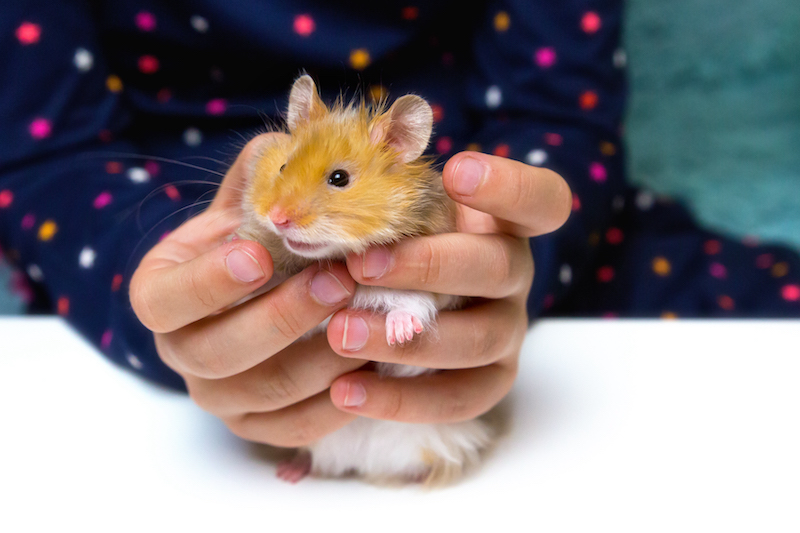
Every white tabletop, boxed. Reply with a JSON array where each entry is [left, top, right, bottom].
[[1, 317, 799, 531]]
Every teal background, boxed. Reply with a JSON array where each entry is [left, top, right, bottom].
[[1, 0, 798, 314]]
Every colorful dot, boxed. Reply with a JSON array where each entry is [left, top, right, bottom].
[[709, 262, 727, 279], [534, 47, 556, 68], [165, 185, 181, 200], [369, 85, 387, 102], [112, 274, 124, 292], [493, 144, 510, 158], [138, 55, 159, 74], [485, 85, 502, 108], [98, 130, 113, 143], [79, 246, 96, 269], [206, 98, 227, 115], [349, 49, 371, 70], [100, 330, 113, 350], [588, 232, 601, 246], [184, 127, 202, 146], [144, 160, 161, 177], [526, 149, 547, 166], [581, 12, 602, 34], [782, 284, 800, 302], [157, 88, 172, 103], [16, 22, 41, 45], [718, 295, 735, 311], [105, 161, 123, 174], [613, 48, 627, 68], [435, 136, 453, 154], [21, 213, 35, 230], [106, 75, 123, 92], [589, 162, 607, 182], [190, 15, 209, 33], [57, 296, 69, 316], [293, 14, 315, 36], [38, 220, 57, 241], [127, 354, 144, 370], [652, 256, 671, 276], [605, 227, 623, 245], [93, 191, 113, 209], [73, 48, 94, 72], [635, 191, 655, 210], [580, 90, 599, 110], [135, 11, 157, 32], [572, 194, 582, 211], [544, 132, 563, 146], [465, 143, 481, 152], [29, 118, 52, 140], [600, 141, 616, 156], [494, 11, 510, 32], [771, 262, 789, 278], [661, 311, 678, 320], [755, 253, 774, 269], [27, 264, 44, 282], [559, 264, 572, 284], [431, 104, 444, 122], [704, 239, 721, 255], [597, 266, 615, 283], [127, 167, 151, 183], [0, 190, 12, 208], [402, 6, 419, 20]]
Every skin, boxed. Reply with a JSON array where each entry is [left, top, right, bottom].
[[129, 132, 572, 448]]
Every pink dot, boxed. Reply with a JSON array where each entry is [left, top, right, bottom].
[[159, 231, 171, 241], [542, 294, 555, 309], [756, 253, 774, 269], [435, 136, 453, 154], [782, 284, 800, 302], [29, 118, 52, 139], [144, 160, 161, 177], [544, 132, 563, 146], [709, 262, 727, 279], [93, 191, 113, 209], [581, 12, 602, 34], [206, 98, 227, 115], [589, 162, 607, 182], [16, 22, 41, 45], [100, 329, 113, 350], [294, 14, 315, 36], [0, 190, 12, 208], [572, 194, 581, 211], [135, 11, 157, 32], [535, 47, 557, 68], [597, 265, 615, 283], [21, 213, 36, 230], [138, 55, 159, 74], [602, 312, 618, 319], [165, 185, 181, 201]]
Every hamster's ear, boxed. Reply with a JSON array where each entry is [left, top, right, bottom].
[[370, 95, 433, 163], [287, 75, 327, 131]]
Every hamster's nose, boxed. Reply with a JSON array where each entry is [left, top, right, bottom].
[[269, 207, 293, 229]]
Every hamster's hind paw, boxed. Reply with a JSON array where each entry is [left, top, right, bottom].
[[276, 450, 312, 483], [386, 310, 424, 346]]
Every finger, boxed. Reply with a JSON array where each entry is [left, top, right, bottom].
[[223, 390, 357, 448], [329, 362, 518, 424], [346, 233, 533, 298], [184, 333, 367, 417], [327, 298, 528, 369], [156, 262, 355, 379], [443, 151, 572, 237]]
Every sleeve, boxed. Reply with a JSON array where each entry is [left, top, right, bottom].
[[461, 0, 628, 318], [0, 2, 187, 390]]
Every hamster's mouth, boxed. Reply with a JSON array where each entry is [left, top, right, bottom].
[[284, 238, 331, 256]]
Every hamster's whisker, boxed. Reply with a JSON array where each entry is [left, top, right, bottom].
[[82, 151, 227, 177]]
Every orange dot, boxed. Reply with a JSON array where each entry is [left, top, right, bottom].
[[369, 84, 387, 102], [111, 274, 124, 292], [572, 194, 582, 211], [105, 161, 123, 174], [106, 75, 123, 92], [580, 90, 598, 110], [494, 11, 510, 32], [652, 256, 671, 276], [718, 295, 735, 311], [493, 144, 510, 158], [349, 49, 371, 70], [38, 220, 58, 241], [661, 311, 678, 320], [465, 143, 481, 152], [588, 232, 600, 246], [431, 104, 444, 123], [57, 296, 70, 316], [600, 141, 616, 156], [771, 262, 789, 278]]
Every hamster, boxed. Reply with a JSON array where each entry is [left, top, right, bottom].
[[236, 75, 492, 486]]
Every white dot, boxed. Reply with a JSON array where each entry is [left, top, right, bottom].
[[73, 48, 94, 72], [613, 48, 627, 69], [183, 127, 202, 147], [126, 353, 144, 370], [485, 85, 502, 109], [612, 195, 625, 212], [127, 167, 151, 183], [190, 15, 209, 33], [635, 190, 655, 210], [27, 264, 44, 281], [526, 149, 547, 166], [559, 264, 572, 285], [79, 246, 96, 269]]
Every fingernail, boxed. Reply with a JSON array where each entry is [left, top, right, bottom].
[[343, 381, 366, 407], [342, 315, 369, 352], [454, 156, 486, 196], [310, 269, 351, 305], [362, 248, 391, 279], [226, 248, 264, 283]]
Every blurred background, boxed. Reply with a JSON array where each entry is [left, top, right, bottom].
[[1, 0, 798, 314]]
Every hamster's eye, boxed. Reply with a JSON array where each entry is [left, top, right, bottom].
[[279, 164, 286, 173], [327, 169, 350, 188]]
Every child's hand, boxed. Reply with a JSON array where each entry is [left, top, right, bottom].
[[327, 151, 572, 422], [130, 134, 365, 447]]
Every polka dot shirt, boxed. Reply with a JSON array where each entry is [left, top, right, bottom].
[[1, 1, 798, 390]]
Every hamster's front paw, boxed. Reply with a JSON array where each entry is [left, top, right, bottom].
[[276, 450, 312, 483], [385, 310, 424, 346]]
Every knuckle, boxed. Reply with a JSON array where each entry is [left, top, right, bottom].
[[486, 238, 515, 296], [507, 164, 533, 215], [129, 274, 166, 332], [280, 415, 321, 447], [186, 380, 217, 414], [263, 298, 307, 342], [168, 326, 231, 378], [180, 266, 219, 312], [468, 320, 500, 366], [255, 361, 303, 411], [438, 387, 472, 422], [380, 382, 405, 421], [417, 239, 442, 286]]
